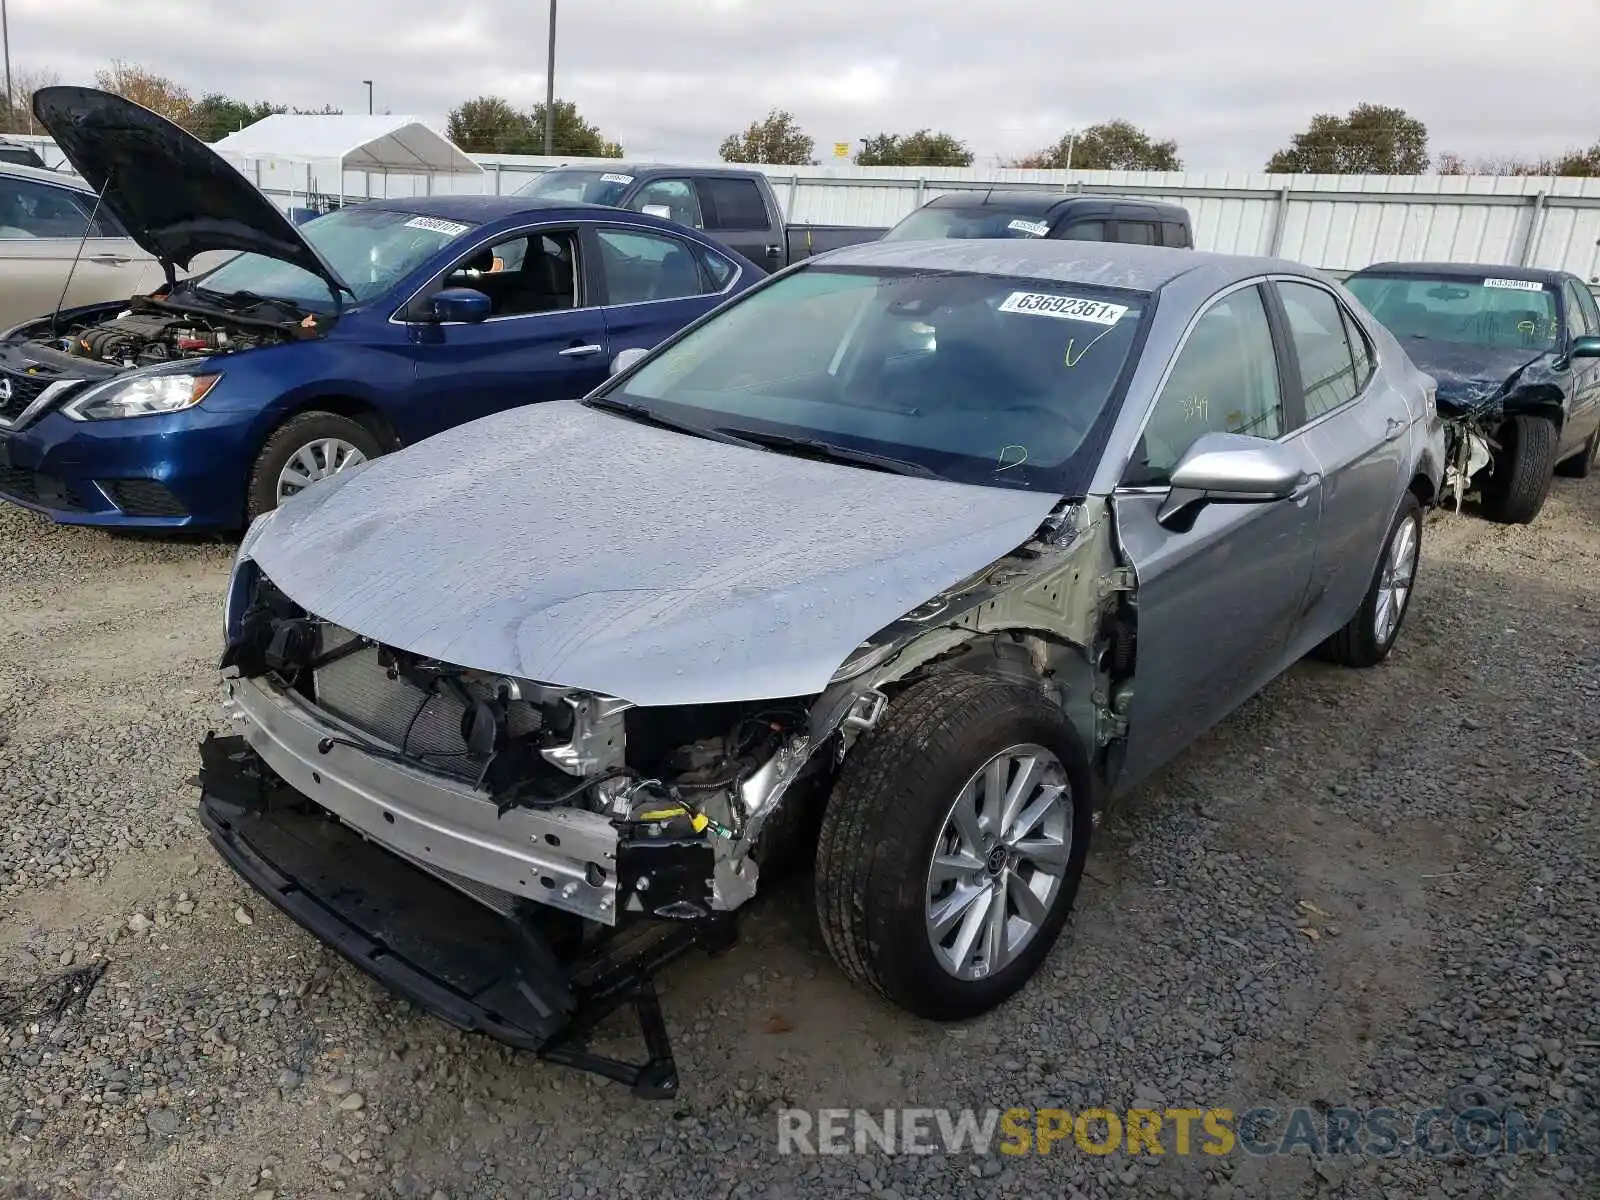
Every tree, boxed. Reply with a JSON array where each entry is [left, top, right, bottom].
[[1012, 120, 1181, 171], [0, 66, 60, 135], [189, 94, 287, 142], [719, 109, 814, 165], [1438, 144, 1600, 177], [1266, 103, 1429, 174], [448, 95, 538, 153], [528, 99, 621, 157], [856, 129, 973, 167], [447, 96, 619, 156], [93, 60, 194, 127]]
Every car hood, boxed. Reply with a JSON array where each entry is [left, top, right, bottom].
[[31, 86, 347, 297], [1401, 337, 1554, 414], [245, 401, 1063, 707]]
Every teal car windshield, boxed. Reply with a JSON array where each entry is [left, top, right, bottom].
[[1347, 273, 1560, 352], [609, 265, 1147, 493], [193, 207, 479, 312]]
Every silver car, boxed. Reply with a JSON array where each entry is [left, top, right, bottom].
[[0, 160, 165, 330], [201, 240, 1444, 1095]]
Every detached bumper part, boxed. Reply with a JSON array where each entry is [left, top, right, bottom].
[[196, 734, 734, 1098]]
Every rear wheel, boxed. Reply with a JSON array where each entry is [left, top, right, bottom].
[[814, 673, 1093, 1021], [1319, 490, 1422, 668], [246, 412, 384, 522], [1479, 414, 1558, 524], [1554, 423, 1599, 479]]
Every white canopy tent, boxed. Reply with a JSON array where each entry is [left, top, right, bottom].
[[212, 115, 483, 210]]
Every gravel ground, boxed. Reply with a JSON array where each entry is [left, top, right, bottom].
[[1, 474, 1597, 1200]]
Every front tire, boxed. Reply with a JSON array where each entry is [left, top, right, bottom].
[[1319, 490, 1423, 668], [246, 412, 384, 522], [814, 673, 1093, 1021], [1479, 414, 1558, 524]]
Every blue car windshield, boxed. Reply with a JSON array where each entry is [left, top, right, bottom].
[[1346, 273, 1561, 352], [192, 206, 478, 312], [517, 169, 633, 205], [608, 265, 1147, 493]]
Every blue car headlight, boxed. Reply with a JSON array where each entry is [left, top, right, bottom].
[[61, 370, 222, 421]]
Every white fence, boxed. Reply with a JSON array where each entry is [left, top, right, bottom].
[[11, 134, 1600, 281]]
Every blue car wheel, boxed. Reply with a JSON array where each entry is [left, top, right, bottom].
[[245, 411, 385, 523]]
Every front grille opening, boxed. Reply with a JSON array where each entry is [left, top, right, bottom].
[[101, 478, 189, 518], [0, 467, 87, 511]]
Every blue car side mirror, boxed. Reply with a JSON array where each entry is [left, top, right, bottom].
[[429, 288, 492, 324]]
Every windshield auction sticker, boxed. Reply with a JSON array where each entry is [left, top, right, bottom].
[[999, 292, 1129, 326], [1006, 219, 1051, 237], [404, 216, 472, 237], [1483, 278, 1543, 292], [601, 173, 635, 185]]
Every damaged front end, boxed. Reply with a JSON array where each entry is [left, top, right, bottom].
[[199, 497, 1124, 1094], [1434, 353, 1565, 510]]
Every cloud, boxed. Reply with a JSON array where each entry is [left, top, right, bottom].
[[5, 0, 1597, 168]]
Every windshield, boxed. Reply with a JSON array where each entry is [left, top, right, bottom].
[[191, 206, 478, 312], [884, 206, 1056, 243], [1346, 273, 1561, 352], [516, 169, 635, 205], [605, 266, 1147, 493]]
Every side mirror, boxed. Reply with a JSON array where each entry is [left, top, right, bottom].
[[610, 347, 650, 376], [640, 204, 672, 220], [1571, 334, 1600, 359], [1157, 431, 1308, 531], [428, 287, 491, 324]]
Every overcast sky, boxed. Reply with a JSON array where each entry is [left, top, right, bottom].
[[5, 0, 1598, 169]]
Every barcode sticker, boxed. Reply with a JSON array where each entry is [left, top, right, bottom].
[[1484, 277, 1543, 292], [404, 216, 471, 237], [998, 292, 1128, 326]]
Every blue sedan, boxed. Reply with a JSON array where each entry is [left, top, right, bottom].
[[0, 87, 759, 530]]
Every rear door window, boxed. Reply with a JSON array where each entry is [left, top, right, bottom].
[[0, 176, 120, 239], [1057, 220, 1106, 242], [699, 177, 770, 231], [596, 228, 712, 304], [1161, 221, 1191, 248], [1113, 221, 1157, 246], [1276, 281, 1364, 419]]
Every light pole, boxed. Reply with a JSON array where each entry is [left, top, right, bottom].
[[2, 0, 14, 136], [362, 80, 373, 115], [543, 0, 557, 156]]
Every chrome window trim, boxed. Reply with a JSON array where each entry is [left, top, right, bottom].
[[388, 220, 741, 327]]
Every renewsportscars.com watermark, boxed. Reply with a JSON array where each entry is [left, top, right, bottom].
[[777, 1105, 1568, 1160]]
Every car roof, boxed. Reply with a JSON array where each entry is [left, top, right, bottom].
[[922, 190, 1190, 219], [1351, 261, 1570, 286], [0, 158, 91, 190], [815, 238, 1316, 294], [543, 162, 759, 179]]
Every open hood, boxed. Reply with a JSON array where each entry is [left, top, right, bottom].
[[243, 401, 1062, 707], [32, 86, 348, 299]]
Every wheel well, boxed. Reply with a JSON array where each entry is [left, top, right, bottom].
[[276, 396, 402, 452], [1500, 389, 1565, 436], [1408, 472, 1436, 508]]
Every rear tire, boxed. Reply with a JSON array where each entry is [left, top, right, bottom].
[[814, 672, 1093, 1021], [1479, 414, 1558, 524], [1319, 491, 1422, 668], [1554, 423, 1599, 480], [246, 412, 384, 523]]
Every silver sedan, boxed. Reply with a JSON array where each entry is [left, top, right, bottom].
[[212, 239, 1446, 1061]]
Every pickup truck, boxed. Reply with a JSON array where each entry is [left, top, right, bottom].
[[883, 190, 1194, 248], [516, 164, 885, 274]]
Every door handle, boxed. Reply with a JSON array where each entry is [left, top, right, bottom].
[[558, 344, 604, 358], [87, 254, 131, 266], [1383, 417, 1406, 442], [765, 244, 782, 257]]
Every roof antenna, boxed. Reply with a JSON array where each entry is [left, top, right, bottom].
[[50, 168, 114, 337]]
